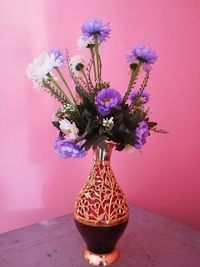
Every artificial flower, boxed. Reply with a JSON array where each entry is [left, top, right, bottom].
[[55, 138, 86, 158], [129, 90, 150, 104], [81, 19, 111, 42], [77, 36, 95, 48], [127, 44, 158, 65], [102, 117, 114, 131], [48, 49, 65, 67], [134, 121, 149, 149], [26, 53, 53, 89], [59, 119, 79, 140], [95, 88, 122, 116], [69, 55, 84, 77]]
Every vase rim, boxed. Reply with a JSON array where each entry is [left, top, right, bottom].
[[105, 140, 117, 146]]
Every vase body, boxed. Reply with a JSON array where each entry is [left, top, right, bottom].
[[74, 141, 129, 266]]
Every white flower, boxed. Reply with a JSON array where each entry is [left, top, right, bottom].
[[65, 103, 76, 112], [59, 119, 79, 140], [26, 53, 53, 89], [69, 55, 84, 77], [77, 36, 95, 48], [103, 117, 114, 131]]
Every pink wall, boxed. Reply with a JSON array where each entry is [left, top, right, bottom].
[[1, 0, 200, 233]]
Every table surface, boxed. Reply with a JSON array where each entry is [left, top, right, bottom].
[[0, 205, 200, 267]]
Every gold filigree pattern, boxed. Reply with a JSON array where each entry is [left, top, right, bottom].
[[74, 160, 129, 226]]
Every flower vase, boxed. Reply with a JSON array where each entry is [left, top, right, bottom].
[[74, 141, 129, 266]]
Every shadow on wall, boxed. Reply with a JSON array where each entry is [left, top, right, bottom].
[[0, 152, 91, 234], [0, 0, 95, 234]]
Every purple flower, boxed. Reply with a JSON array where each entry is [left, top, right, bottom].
[[134, 121, 149, 149], [129, 90, 150, 104], [127, 44, 158, 66], [48, 49, 65, 67], [81, 19, 111, 42], [95, 88, 122, 116], [55, 138, 86, 159]]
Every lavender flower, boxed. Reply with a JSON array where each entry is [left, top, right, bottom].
[[95, 88, 122, 116], [134, 121, 149, 149], [129, 90, 150, 104], [48, 49, 65, 67], [127, 45, 158, 66], [81, 19, 111, 42], [55, 138, 86, 159]]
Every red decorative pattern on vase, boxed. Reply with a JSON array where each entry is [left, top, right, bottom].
[[74, 161, 129, 226]]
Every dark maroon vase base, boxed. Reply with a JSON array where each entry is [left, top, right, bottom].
[[74, 219, 128, 254]]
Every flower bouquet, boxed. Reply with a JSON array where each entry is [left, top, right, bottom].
[[26, 19, 164, 158], [26, 19, 165, 265]]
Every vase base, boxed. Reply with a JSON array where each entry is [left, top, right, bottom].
[[83, 247, 119, 266]]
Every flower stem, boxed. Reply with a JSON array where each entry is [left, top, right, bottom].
[[138, 69, 150, 96], [47, 73, 71, 103], [98, 54, 102, 79], [90, 47, 97, 82], [94, 35, 101, 84], [123, 62, 142, 103], [81, 69, 90, 89], [55, 67, 77, 104], [44, 82, 69, 104]]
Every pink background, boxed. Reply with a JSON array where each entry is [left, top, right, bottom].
[[1, 0, 200, 234]]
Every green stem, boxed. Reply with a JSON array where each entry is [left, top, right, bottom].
[[123, 62, 142, 103], [55, 67, 77, 104], [94, 35, 100, 83], [44, 83, 69, 104], [90, 47, 97, 82], [81, 69, 90, 89], [47, 73, 71, 103], [98, 54, 102, 79]]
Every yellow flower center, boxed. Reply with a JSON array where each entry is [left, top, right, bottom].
[[103, 97, 111, 103], [66, 129, 72, 135]]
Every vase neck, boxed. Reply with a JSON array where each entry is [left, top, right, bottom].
[[93, 141, 115, 162]]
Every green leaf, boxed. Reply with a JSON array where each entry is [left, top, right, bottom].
[[76, 86, 93, 104], [51, 121, 60, 129], [115, 143, 125, 151], [75, 119, 91, 143], [86, 120, 101, 137], [148, 121, 158, 128], [82, 134, 107, 151], [99, 127, 105, 136], [82, 109, 94, 120]]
